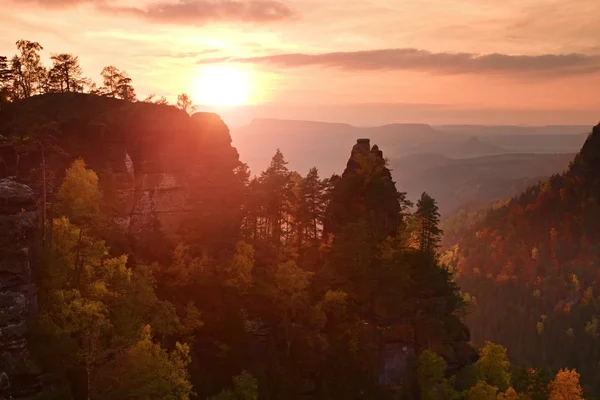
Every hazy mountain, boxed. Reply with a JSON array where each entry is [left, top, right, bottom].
[[391, 152, 576, 215], [232, 120, 584, 215]]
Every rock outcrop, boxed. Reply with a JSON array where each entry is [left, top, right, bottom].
[[0, 93, 242, 256], [0, 178, 39, 399]]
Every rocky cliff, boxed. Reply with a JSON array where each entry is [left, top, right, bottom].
[[0, 178, 40, 399], [0, 93, 242, 257]]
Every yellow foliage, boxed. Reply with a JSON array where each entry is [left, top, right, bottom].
[[57, 158, 102, 218]]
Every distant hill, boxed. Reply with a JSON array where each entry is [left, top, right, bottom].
[[231, 119, 589, 176], [434, 125, 590, 136], [390, 152, 575, 215]]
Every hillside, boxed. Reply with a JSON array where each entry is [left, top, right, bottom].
[[445, 123, 600, 395], [391, 152, 575, 215], [0, 94, 477, 399]]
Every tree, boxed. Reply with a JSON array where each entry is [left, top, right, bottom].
[[223, 241, 255, 293], [475, 341, 511, 392], [56, 158, 102, 220], [416, 349, 458, 400], [143, 93, 169, 105], [465, 381, 498, 400], [415, 192, 442, 254], [107, 325, 193, 400], [177, 92, 196, 114], [11, 121, 66, 246], [497, 387, 520, 400], [0, 55, 13, 107], [99, 66, 136, 101], [11, 39, 46, 98], [210, 371, 259, 400], [548, 369, 584, 400], [295, 167, 328, 246], [260, 149, 294, 243], [47, 53, 88, 93]]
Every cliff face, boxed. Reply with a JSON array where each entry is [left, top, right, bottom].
[[0, 93, 241, 254], [0, 178, 39, 399]]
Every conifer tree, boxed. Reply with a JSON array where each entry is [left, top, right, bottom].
[[47, 53, 88, 93], [260, 149, 294, 243], [415, 192, 442, 254], [295, 167, 327, 247]]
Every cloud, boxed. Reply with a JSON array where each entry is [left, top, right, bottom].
[[13, 0, 296, 23], [101, 0, 297, 24], [15, 0, 98, 7], [200, 48, 600, 77]]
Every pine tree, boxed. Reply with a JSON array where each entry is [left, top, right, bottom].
[[260, 149, 294, 244], [295, 167, 328, 247], [415, 192, 442, 254], [47, 53, 88, 93]]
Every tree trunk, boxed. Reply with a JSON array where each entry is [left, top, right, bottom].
[[41, 144, 47, 247], [67, 367, 90, 400], [48, 202, 54, 249]]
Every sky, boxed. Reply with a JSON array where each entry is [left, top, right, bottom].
[[1, 0, 599, 126]]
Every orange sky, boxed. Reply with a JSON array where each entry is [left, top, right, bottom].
[[1, 0, 599, 125]]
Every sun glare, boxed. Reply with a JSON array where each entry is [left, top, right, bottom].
[[193, 65, 252, 106]]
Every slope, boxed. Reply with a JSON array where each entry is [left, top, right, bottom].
[[446, 123, 600, 395]]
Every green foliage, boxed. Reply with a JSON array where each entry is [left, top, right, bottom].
[[56, 158, 102, 219], [210, 371, 259, 400], [475, 342, 511, 392], [465, 381, 498, 400], [102, 325, 193, 400], [416, 349, 458, 400], [415, 192, 443, 254]]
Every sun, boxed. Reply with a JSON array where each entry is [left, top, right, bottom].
[[193, 65, 252, 106]]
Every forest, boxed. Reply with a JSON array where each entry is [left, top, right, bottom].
[[0, 39, 596, 400]]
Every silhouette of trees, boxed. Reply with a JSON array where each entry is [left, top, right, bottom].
[[99, 66, 136, 101], [416, 192, 442, 254], [47, 53, 89, 93], [11, 40, 46, 99], [177, 92, 196, 114]]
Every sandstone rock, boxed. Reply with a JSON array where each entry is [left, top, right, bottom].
[[0, 178, 39, 399], [0, 93, 241, 253]]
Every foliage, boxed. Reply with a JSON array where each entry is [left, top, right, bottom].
[[445, 124, 600, 395], [548, 369, 584, 400], [103, 325, 193, 400], [13, 104, 593, 400], [416, 349, 458, 400], [56, 158, 102, 219], [476, 341, 512, 391], [210, 371, 259, 400], [177, 92, 196, 114], [415, 192, 443, 254]]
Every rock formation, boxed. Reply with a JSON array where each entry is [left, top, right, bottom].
[[0, 178, 39, 399], [0, 93, 242, 256]]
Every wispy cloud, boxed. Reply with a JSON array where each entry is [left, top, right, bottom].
[[16, 0, 98, 7], [101, 0, 297, 24], [14, 0, 297, 24], [199, 48, 600, 77]]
